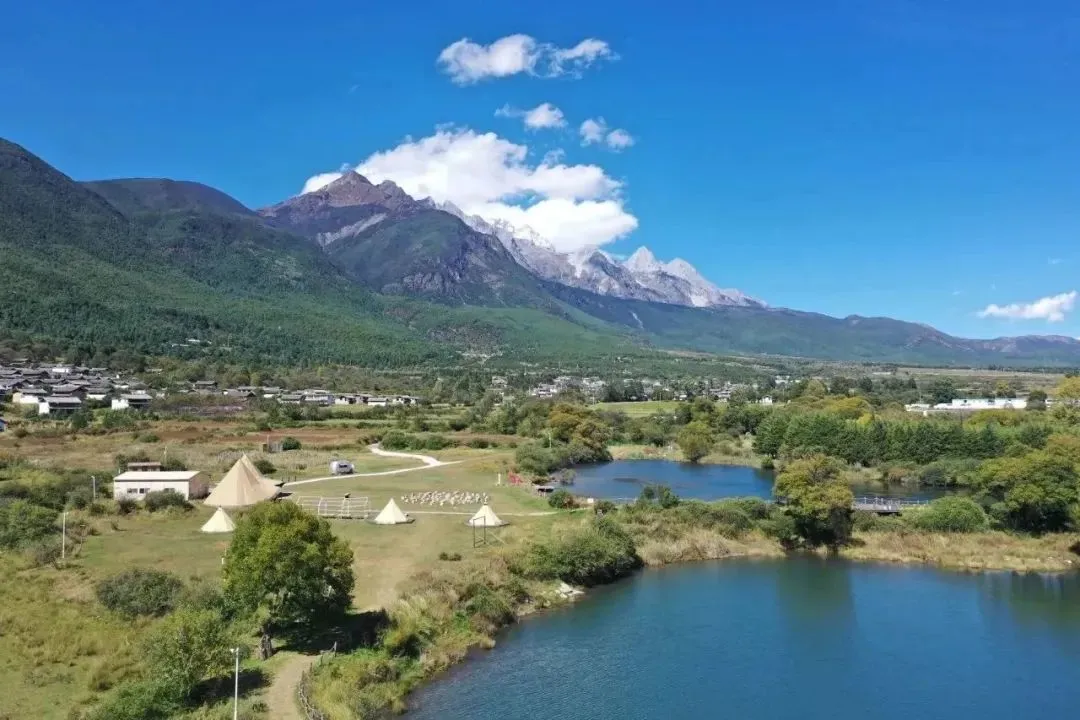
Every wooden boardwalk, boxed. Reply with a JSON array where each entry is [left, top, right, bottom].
[[851, 497, 929, 514]]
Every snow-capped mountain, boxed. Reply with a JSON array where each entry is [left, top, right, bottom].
[[426, 199, 762, 309]]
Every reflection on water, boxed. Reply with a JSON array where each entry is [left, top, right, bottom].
[[572, 460, 953, 502], [409, 558, 1080, 720]]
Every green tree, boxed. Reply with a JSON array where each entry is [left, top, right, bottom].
[[774, 454, 854, 547], [145, 607, 233, 699], [925, 378, 957, 405], [975, 451, 1078, 532], [676, 421, 714, 463], [1027, 389, 1048, 412], [223, 502, 354, 627]]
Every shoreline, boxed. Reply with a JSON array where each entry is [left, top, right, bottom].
[[310, 521, 1079, 719], [607, 443, 764, 468]]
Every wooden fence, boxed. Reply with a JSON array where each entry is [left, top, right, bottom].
[[296, 651, 334, 720]]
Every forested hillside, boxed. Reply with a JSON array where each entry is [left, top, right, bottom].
[[4, 136, 1080, 369]]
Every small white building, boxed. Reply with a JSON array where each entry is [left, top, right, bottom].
[[111, 393, 153, 411], [112, 470, 210, 500], [39, 396, 82, 416]]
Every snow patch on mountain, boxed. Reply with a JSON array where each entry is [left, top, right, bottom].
[[425, 198, 763, 309]]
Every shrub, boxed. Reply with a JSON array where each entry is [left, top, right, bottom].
[[422, 434, 453, 451], [467, 437, 491, 449], [518, 516, 640, 587], [86, 679, 181, 720], [116, 497, 137, 515], [253, 458, 277, 475], [138, 433, 160, 443], [719, 496, 771, 521], [594, 500, 617, 515], [280, 436, 302, 451], [0, 499, 58, 549], [437, 551, 462, 561], [379, 431, 412, 451], [96, 569, 184, 617], [143, 490, 192, 512], [548, 489, 576, 509], [66, 486, 94, 510], [906, 496, 988, 533]]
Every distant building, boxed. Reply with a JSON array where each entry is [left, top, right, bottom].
[[111, 393, 153, 411], [112, 470, 210, 500], [39, 396, 82, 417], [905, 398, 1028, 414], [0, 418, 7, 432]]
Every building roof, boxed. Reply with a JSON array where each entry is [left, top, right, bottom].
[[114, 470, 204, 482], [45, 396, 82, 405]]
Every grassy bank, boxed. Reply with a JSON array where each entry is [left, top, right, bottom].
[[310, 514, 639, 717], [309, 493, 1080, 719], [609, 435, 763, 468]]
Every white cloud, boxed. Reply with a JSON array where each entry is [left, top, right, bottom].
[[495, 102, 567, 130], [605, 128, 635, 150], [580, 118, 634, 150], [1049, 258, 1063, 265], [437, 35, 615, 84], [301, 127, 637, 252], [580, 118, 608, 145], [977, 291, 1078, 322], [301, 171, 345, 194]]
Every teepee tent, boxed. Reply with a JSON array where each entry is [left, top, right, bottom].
[[200, 507, 236, 533], [372, 498, 412, 525], [467, 504, 506, 528], [204, 454, 278, 508]]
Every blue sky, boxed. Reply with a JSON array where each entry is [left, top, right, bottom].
[[3, 0, 1078, 338]]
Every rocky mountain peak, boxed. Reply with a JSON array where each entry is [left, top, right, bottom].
[[625, 246, 662, 274]]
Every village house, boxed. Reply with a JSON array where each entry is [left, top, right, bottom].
[[39, 396, 83, 417], [112, 470, 210, 500], [111, 393, 153, 411]]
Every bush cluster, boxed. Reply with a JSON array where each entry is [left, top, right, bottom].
[[143, 490, 192, 512], [96, 569, 184, 617]]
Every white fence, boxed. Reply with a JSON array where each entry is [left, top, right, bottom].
[[291, 495, 371, 519]]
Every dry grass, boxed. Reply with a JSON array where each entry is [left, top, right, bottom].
[[0, 420, 413, 480], [634, 528, 783, 565], [840, 531, 1080, 572]]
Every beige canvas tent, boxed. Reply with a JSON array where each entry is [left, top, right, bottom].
[[200, 507, 236, 533], [204, 454, 279, 508], [372, 498, 412, 525], [466, 504, 506, 527]]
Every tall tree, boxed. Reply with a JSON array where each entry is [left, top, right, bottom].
[[223, 502, 354, 627], [774, 454, 854, 547]]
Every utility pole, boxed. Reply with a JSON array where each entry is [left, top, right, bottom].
[[91, 475, 97, 501], [231, 646, 241, 720], [61, 511, 67, 561]]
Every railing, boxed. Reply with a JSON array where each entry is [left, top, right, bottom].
[[852, 496, 930, 513], [291, 495, 371, 519]]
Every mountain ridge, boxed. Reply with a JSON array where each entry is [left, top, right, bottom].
[[4, 136, 1080, 368]]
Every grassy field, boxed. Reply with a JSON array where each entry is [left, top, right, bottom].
[[0, 441, 557, 719], [0, 420, 415, 480], [594, 400, 680, 417]]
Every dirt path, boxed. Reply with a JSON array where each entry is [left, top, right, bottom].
[[265, 652, 316, 720], [282, 445, 458, 489]]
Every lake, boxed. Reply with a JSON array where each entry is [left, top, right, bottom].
[[570, 459, 950, 501], [408, 558, 1080, 720]]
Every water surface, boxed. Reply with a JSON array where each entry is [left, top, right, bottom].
[[409, 558, 1080, 720], [571, 460, 949, 501]]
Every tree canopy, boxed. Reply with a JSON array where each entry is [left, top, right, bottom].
[[223, 502, 354, 627]]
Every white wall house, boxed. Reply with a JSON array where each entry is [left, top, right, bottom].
[[112, 470, 210, 500], [905, 398, 1028, 413], [39, 396, 82, 416], [111, 393, 153, 411]]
